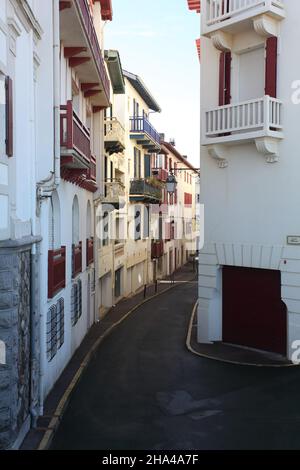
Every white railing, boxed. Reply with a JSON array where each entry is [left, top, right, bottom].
[[206, 0, 284, 26], [205, 96, 282, 138]]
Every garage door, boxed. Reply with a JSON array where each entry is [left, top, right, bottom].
[[222, 266, 287, 355]]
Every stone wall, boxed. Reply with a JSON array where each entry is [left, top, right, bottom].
[[0, 238, 40, 449]]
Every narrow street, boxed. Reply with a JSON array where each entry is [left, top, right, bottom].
[[51, 282, 300, 450]]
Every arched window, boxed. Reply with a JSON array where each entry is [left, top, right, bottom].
[[72, 196, 80, 245], [87, 200, 92, 239], [48, 191, 61, 250]]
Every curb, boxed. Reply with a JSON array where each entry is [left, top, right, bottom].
[[186, 301, 297, 369], [38, 279, 194, 450]]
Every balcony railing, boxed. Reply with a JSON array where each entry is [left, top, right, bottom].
[[130, 179, 162, 202], [48, 247, 66, 299], [130, 116, 161, 147], [204, 0, 285, 33], [60, 101, 91, 165], [104, 117, 125, 154], [103, 181, 125, 208], [152, 168, 168, 183], [151, 240, 164, 259], [72, 242, 82, 278], [86, 238, 94, 266], [204, 96, 283, 144], [75, 0, 110, 101]]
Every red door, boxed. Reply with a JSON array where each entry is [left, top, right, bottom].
[[222, 267, 287, 355]]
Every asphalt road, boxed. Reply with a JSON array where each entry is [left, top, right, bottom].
[[51, 282, 300, 450]]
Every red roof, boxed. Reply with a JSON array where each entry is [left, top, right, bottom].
[[161, 141, 199, 173], [187, 0, 201, 13], [95, 0, 113, 21]]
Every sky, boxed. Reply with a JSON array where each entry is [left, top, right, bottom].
[[104, 0, 200, 167]]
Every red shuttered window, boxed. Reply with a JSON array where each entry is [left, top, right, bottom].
[[265, 37, 277, 98], [219, 52, 231, 106], [5, 76, 13, 157]]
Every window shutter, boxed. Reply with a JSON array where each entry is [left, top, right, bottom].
[[219, 52, 231, 106], [219, 52, 225, 106], [5, 76, 13, 157], [265, 37, 277, 98]]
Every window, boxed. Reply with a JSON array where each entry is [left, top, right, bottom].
[[5, 76, 13, 157], [71, 279, 82, 327], [0, 75, 7, 157], [102, 211, 110, 247], [134, 205, 141, 241], [72, 196, 80, 246], [134, 148, 141, 179], [57, 298, 65, 349], [115, 268, 122, 299], [46, 298, 65, 362]]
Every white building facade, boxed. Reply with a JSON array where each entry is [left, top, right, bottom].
[[198, 0, 300, 360], [0, 0, 113, 449]]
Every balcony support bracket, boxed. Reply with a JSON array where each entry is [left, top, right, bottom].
[[207, 145, 228, 169], [253, 14, 279, 38], [211, 31, 233, 52], [255, 137, 279, 163]]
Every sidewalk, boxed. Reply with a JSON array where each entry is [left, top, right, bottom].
[[187, 302, 293, 367], [21, 264, 196, 450]]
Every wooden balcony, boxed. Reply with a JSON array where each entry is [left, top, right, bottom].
[[203, 96, 283, 164], [129, 179, 162, 203], [151, 240, 164, 259], [72, 242, 82, 278], [48, 247, 66, 299], [60, 0, 110, 106], [60, 101, 91, 169], [87, 154, 96, 182], [129, 116, 161, 152], [86, 238, 94, 266], [202, 0, 285, 41], [102, 181, 125, 209], [104, 117, 125, 155]]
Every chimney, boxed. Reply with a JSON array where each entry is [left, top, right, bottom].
[[159, 133, 165, 142], [169, 138, 176, 146]]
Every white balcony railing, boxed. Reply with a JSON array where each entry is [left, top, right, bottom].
[[204, 96, 282, 141], [205, 0, 285, 28]]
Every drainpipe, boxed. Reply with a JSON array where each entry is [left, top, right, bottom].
[[36, 0, 60, 206], [53, 0, 60, 187]]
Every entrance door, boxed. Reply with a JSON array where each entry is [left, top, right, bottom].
[[222, 266, 287, 355], [115, 268, 122, 299]]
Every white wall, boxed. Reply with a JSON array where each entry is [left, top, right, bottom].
[[199, 0, 300, 358]]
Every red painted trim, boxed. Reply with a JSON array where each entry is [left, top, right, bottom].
[[265, 37, 277, 98], [48, 247, 66, 298], [5, 76, 13, 157]]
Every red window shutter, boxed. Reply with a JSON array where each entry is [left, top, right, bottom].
[[5, 76, 13, 157], [265, 37, 277, 98], [219, 51, 231, 106]]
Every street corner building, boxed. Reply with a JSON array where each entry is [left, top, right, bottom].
[[0, 0, 199, 449], [197, 0, 300, 361]]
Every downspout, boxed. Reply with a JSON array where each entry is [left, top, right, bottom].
[[53, 0, 60, 187], [37, 0, 61, 417]]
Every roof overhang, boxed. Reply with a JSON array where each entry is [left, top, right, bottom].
[[123, 70, 161, 113], [105, 50, 125, 94]]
